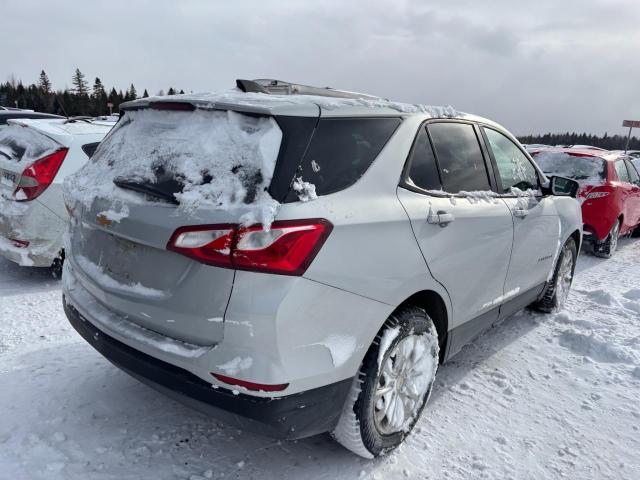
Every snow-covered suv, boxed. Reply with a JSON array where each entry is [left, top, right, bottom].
[[61, 80, 582, 458]]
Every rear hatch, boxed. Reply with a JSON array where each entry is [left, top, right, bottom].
[[64, 102, 300, 346]]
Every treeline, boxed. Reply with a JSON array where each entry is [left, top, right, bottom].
[[0, 69, 186, 117], [518, 132, 640, 150]]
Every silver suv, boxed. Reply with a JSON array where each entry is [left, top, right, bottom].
[[62, 80, 582, 458]]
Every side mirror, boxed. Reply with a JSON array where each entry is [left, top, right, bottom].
[[548, 175, 579, 198]]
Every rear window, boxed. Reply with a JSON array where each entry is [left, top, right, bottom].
[[290, 117, 401, 197], [65, 108, 283, 224], [0, 125, 61, 163], [533, 151, 606, 186]]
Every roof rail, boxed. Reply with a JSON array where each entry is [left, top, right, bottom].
[[236, 79, 384, 101]]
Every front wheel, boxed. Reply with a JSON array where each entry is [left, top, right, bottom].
[[331, 306, 439, 458], [533, 237, 577, 313]]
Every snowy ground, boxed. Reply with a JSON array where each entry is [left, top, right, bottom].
[[1, 239, 639, 480]]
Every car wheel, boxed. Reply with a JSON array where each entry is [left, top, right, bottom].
[[632, 224, 640, 238], [533, 237, 577, 313], [594, 219, 620, 258], [50, 250, 65, 279], [331, 306, 439, 458]]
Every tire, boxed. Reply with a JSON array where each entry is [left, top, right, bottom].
[[50, 250, 65, 279], [533, 237, 577, 313], [594, 219, 620, 258], [331, 306, 439, 458], [632, 225, 640, 238]]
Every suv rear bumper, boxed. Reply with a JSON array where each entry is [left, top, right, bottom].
[[63, 298, 352, 439]]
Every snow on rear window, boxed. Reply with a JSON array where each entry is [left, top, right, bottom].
[[533, 151, 606, 186], [64, 108, 283, 227], [0, 125, 60, 164]]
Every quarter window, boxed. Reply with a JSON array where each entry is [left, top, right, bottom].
[[427, 122, 491, 193], [484, 128, 538, 193], [615, 160, 630, 183], [625, 160, 639, 184], [405, 127, 441, 191]]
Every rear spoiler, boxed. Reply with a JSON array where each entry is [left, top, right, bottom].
[[236, 78, 385, 101]]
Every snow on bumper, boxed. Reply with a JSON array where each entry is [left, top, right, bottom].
[[0, 199, 65, 267], [62, 260, 392, 397]]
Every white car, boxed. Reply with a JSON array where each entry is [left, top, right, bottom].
[[0, 117, 116, 273]]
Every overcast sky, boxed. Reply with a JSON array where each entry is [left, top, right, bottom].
[[4, 0, 639, 134]]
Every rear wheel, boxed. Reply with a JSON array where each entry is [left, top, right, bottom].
[[594, 219, 620, 258], [331, 306, 439, 458], [50, 250, 64, 279], [533, 237, 577, 313]]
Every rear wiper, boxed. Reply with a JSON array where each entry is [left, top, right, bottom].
[[113, 177, 180, 204]]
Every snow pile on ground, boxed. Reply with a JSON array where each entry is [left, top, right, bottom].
[[64, 108, 283, 228], [1, 240, 640, 479]]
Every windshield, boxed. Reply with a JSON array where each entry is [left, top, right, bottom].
[[533, 151, 606, 186]]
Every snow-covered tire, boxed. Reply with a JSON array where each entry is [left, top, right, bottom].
[[632, 224, 640, 238], [50, 250, 65, 279], [331, 306, 439, 458], [533, 237, 577, 313], [594, 219, 620, 258]]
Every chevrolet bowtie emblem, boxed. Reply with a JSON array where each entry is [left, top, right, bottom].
[[96, 214, 113, 227]]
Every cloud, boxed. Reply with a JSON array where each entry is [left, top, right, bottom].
[[2, 0, 639, 134]]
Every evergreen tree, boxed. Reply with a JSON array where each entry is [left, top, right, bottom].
[[167, 87, 175, 95], [38, 70, 51, 94], [179, 89, 185, 94], [142, 89, 149, 98], [71, 68, 88, 96], [91, 77, 107, 115], [128, 84, 137, 100]]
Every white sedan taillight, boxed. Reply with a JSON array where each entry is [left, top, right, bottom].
[[14, 148, 69, 201], [167, 219, 332, 276]]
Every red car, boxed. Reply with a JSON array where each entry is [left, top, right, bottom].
[[531, 148, 640, 257]]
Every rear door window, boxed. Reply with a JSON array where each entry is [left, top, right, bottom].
[[484, 128, 538, 192], [615, 160, 630, 183], [292, 117, 401, 197], [404, 127, 441, 191], [427, 122, 491, 193]]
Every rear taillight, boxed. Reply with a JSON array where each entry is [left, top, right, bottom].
[[167, 224, 235, 268], [14, 148, 68, 202], [167, 219, 332, 276]]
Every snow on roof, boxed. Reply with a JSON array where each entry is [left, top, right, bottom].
[[6, 118, 116, 137], [121, 89, 468, 121]]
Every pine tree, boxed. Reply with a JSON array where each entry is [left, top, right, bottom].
[[91, 77, 107, 115], [142, 89, 149, 98], [179, 89, 185, 94], [128, 84, 137, 100], [71, 68, 88, 96], [167, 87, 175, 95], [38, 70, 51, 94]]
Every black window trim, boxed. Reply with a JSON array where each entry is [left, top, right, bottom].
[[479, 125, 545, 198], [399, 119, 500, 197]]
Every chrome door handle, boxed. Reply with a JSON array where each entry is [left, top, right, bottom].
[[513, 207, 528, 218], [427, 210, 455, 226]]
